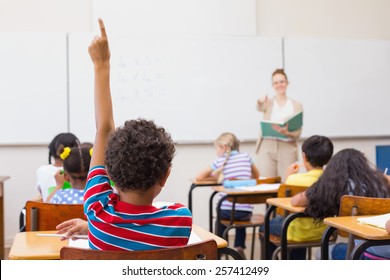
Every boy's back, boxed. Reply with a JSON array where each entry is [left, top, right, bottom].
[[84, 166, 192, 251]]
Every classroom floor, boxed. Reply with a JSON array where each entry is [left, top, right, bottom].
[[225, 232, 322, 260]]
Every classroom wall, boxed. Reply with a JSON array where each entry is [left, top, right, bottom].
[[1, 0, 390, 247]]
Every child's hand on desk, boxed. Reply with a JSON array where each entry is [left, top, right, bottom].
[[56, 218, 88, 241]]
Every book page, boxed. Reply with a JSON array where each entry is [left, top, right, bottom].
[[357, 213, 390, 229], [68, 238, 90, 248]]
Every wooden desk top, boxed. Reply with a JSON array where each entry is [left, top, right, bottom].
[[9, 225, 227, 260], [9, 230, 68, 260], [324, 216, 390, 240], [192, 179, 220, 186], [266, 197, 305, 213], [191, 224, 227, 248]]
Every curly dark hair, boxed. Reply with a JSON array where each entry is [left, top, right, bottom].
[[105, 118, 175, 192], [305, 148, 390, 221]]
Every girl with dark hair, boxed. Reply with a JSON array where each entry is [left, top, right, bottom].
[[46, 146, 92, 204], [291, 148, 390, 260], [292, 148, 390, 218], [35, 133, 80, 202]]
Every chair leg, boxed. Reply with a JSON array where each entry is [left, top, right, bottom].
[[272, 246, 281, 260], [307, 247, 312, 260], [250, 226, 256, 260]]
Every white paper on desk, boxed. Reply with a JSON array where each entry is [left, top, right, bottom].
[[357, 213, 390, 229], [67, 231, 201, 248], [188, 230, 202, 244], [68, 238, 90, 248], [234, 183, 281, 192]]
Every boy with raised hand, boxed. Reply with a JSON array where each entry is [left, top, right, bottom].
[[84, 19, 192, 251]]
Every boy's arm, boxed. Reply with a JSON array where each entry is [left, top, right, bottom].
[[88, 19, 115, 168]]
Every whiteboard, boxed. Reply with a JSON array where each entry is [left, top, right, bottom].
[[92, 0, 257, 36], [284, 38, 390, 138], [0, 32, 68, 144], [68, 34, 283, 142]]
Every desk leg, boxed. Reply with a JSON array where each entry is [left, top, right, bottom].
[[350, 240, 390, 260], [218, 247, 244, 260], [209, 191, 219, 233], [321, 226, 337, 260], [188, 184, 196, 213], [263, 205, 276, 260], [0, 182, 3, 260], [280, 212, 307, 260], [215, 194, 227, 237]]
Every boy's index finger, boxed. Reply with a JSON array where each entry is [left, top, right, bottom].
[[98, 18, 107, 38]]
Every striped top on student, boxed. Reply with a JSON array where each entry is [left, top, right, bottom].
[[84, 19, 192, 251]]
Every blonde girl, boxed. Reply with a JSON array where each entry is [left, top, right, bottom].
[[196, 132, 260, 258]]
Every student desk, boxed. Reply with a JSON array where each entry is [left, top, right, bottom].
[[322, 216, 390, 260], [210, 186, 279, 236], [0, 176, 9, 260], [263, 197, 306, 260], [8, 224, 243, 260], [188, 179, 221, 213], [190, 178, 281, 232]]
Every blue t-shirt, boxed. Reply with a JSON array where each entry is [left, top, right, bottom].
[[50, 188, 84, 204]]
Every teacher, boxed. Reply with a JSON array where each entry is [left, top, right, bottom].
[[255, 69, 303, 181]]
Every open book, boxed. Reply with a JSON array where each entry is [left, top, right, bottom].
[[357, 213, 390, 229], [260, 111, 303, 139]]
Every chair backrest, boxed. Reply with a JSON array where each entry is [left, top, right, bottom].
[[60, 239, 218, 260], [25, 200, 85, 231], [338, 195, 390, 237], [276, 184, 308, 216]]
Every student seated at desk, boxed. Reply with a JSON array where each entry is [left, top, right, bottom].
[[259, 135, 334, 259], [46, 146, 92, 204], [83, 19, 192, 251], [291, 149, 390, 260], [196, 132, 260, 259], [35, 132, 81, 202]]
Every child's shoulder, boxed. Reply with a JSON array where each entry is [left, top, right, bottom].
[[36, 164, 61, 174]]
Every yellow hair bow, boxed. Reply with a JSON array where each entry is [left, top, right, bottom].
[[60, 147, 71, 160], [89, 148, 93, 157]]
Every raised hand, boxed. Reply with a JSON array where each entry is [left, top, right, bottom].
[[88, 18, 110, 65]]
